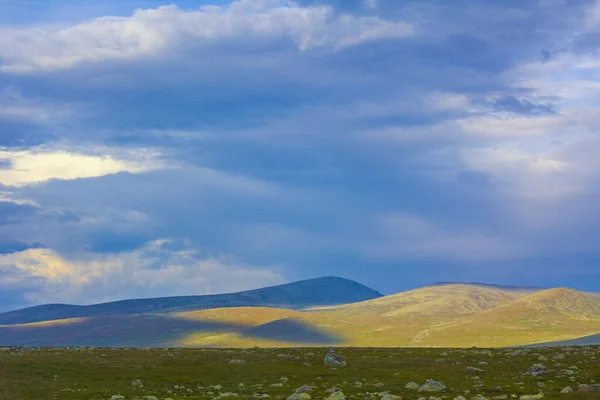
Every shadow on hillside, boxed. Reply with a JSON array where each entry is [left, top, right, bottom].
[[526, 332, 600, 347], [0, 314, 341, 347]]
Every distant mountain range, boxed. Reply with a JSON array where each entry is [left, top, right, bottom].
[[1, 277, 600, 348], [0, 276, 383, 325]]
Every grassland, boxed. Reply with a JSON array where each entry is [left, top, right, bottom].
[[1, 345, 600, 400], [173, 286, 600, 348]]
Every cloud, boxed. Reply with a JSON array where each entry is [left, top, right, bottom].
[[0, 147, 165, 186], [0, 0, 414, 72], [0, 0, 598, 302], [364, 212, 522, 262], [0, 239, 285, 307]]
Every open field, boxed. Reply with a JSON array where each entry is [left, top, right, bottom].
[[1, 346, 600, 400]]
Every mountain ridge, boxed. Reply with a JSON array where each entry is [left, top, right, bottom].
[[0, 276, 383, 325], [1, 279, 600, 348]]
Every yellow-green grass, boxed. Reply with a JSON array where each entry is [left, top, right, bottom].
[[175, 286, 600, 348]]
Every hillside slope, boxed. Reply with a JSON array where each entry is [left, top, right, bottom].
[[2, 283, 600, 348], [312, 284, 530, 325], [0, 277, 383, 325], [419, 288, 600, 347]]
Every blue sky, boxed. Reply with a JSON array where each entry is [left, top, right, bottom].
[[0, 0, 600, 311]]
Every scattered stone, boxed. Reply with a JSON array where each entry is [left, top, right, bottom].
[[229, 359, 247, 365], [560, 386, 573, 393], [466, 366, 486, 374], [405, 382, 419, 390], [379, 394, 402, 400], [418, 380, 446, 392], [327, 392, 346, 400], [577, 383, 600, 392], [324, 349, 347, 367], [287, 393, 311, 400], [294, 385, 315, 394], [518, 393, 543, 400], [131, 380, 143, 388], [110, 396, 126, 400], [219, 393, 240, 398], [526, 364, 549, 376]]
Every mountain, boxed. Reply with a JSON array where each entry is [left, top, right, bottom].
[[2, 281, 600, 348], [0, 276, 383, 325]]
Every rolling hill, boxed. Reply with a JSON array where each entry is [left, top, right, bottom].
[[0, 276, 383, 325], [1, 280, 599, 348], [417, 288, 600, 347]]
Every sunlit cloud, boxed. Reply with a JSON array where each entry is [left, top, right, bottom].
[[0, 240, 285, 305], [0, 148, 165, 186]]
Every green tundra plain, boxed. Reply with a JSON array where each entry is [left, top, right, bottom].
[[1, 345, 600, 400]]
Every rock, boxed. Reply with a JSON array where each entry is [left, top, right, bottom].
[[270, 383, 284, 388], [294, 385, 315, 394], [418, 380, 446, 392], [325, 387, 341, 394], [142, 397, 158, 400], [110, 396, 126, 400], [453, 397, 467, 400], [466, 367, 485, 374], [379, 395, 402, 400], [560, 386, 573, 393], [287, 394, 311, 400], [324, 350, 347, 367], [526, 364, 549, 376], [219, 393, 240, 398], [405, 382, 419, 390], [561, 369, 575, 376], [518, 393, 543, 400], [229, 359, 247, 365], [374, 383, 385, 388], [327, 392, 346, 400], [577, 383, 600, 392], [131, 380, 143, 388]]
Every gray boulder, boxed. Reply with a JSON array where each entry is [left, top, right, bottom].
[[323, 349, 346, 367], [418, 380, 446, 392]]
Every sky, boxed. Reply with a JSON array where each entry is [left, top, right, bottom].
[[0, 0, 600, 311]]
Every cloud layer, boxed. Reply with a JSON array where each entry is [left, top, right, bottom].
[[0, 0, 600, 309]]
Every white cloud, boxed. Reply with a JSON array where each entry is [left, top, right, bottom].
[[0, 239, 285, 305], [0, 0, 414, 72], [364, 212, 521, 262], [0, 147, 165, 186]]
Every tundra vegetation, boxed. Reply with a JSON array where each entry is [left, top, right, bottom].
[[1, 345, 600, 400]]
